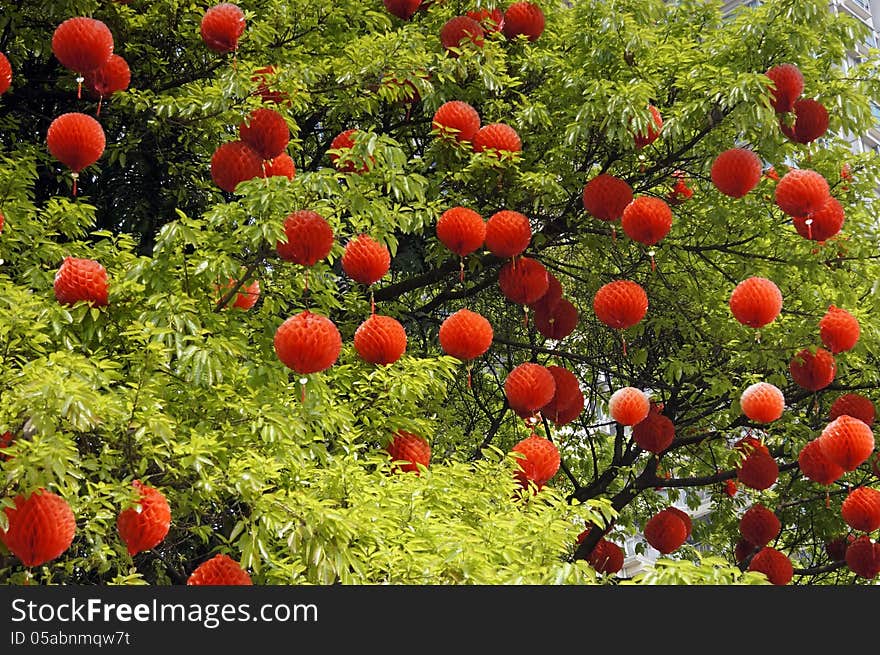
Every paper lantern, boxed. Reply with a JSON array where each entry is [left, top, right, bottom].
[[792, 196, 844, 242], [735, 538, 756, 563], [511, 434, 560, 487], [342, 234, 391, 286], [667, 171, 694, 205], [274, 310, 342, 374], [436, 206, 486, 257], [432, 101, 481, 143], [438, 308, 493, 361], [529, 272, 563, 315], [797, 438, 844, 486], [644, 508, 688, 554], [780, 99, 829, 144], [588, 538, 624, 575], [54, 256, 109, 306], [502, 2, 545, 41], [739, 382, 785, 424], [550, 388, 584, 426], [632, 406, 675, 454], [667, 507, 692, 538], [187, 554, 252, 585], [52, 17, 114, 76], [829, 393, 875, 426], [218, 277, 260, 310], [621, 196, 673, 246], [384, 0, 422, 20], [534, 297, 578, 340], [354, 314, 407, 365], [473, 123, 522, 154], [593, 280, 648, 330], [0, 489, 76, 567], [262, 153, 296, 180], [440, 16, 485, 54], [737, 452, 778, 491], [485, 210, 532, 258], [729, 277, 782, 329], [386, 430, 431, 473], [748, 547, 793, 585], [200, 4, 246, 54], [820, 415, 875, 472], [725, 479, 738, 498], [239, 108, 290, 161], [468, 8, 504, 31], [498, 257, 549, 305], [0, 52, 11, 94], [504, 363, 556, 419], [739, 504, 781, 548], [116, 481, 171, 556], [0, 431, 13, 461], [825, 534, 854, 561], [276, 210, 333, 266], [210, 140, 262, 193], [711, 148, 762, 198], [735, 435, 770, 458], [329, 129, 373, 173], [765, 63, 804, 113], [251, 65, 288, 105], [582, 174, 633, 222], [845, 536, 880, 579], [608, 387, 650, 426], [789, 347, 836, 392], [541, 366, 582, 423], [841, 487, 880, 533], [775, 169, 830, 217], [634, 105, 662, 149], [83, 54, 130, 115], [46, 112, 106, 194], [819, 305, 859, 354]]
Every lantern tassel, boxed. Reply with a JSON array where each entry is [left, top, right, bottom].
[[649, 249, 656, 272], [466, 363, 473, 390], [299, 376, 308, 403], [76, 75, 84, 99], [806, 218, 813, 242], [523, 305, 529, 327], [622, 335, 627, 357], [71, 172, 78, 197], [611, 226, 617, 242], [96, 95, 103, 117], [825, 491, 830, 509], [370, 290, 376, 316], [459, 258, 465, 283]]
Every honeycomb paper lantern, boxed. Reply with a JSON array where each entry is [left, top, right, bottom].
[[845, 536, 880, 579], [438, 308, 493, 361], [54, 256, 109, 306], [551, 388, 585, 426], [440, 16, 485, 54], [502, 2, 545, 41], [473, 123, 522, 154], [436, 206, 486, 257], [841, 487, 880, 533], [737, 452, 779, 491], [274, 310, 342, 374], [792, 196, 844, 242], [0, 52, 11, 95], [52, 17, 114, 76], [217, 277, 260, 310], [587, 538, 624, 575], [239, 108, 290, 161], [210, 140, 263, 193], [797, 438, 844, 486], [739, 504, 781, 548], [329, 129, 373, 173], [541, 366, 582, 425], [498, 257, 549, 305], [83, 54, 130, 114], [748, 547, 793, 585], [735, 538, 756, 563], [251, 65, 288, 105], [276, 210, 333, 266], [711, 148, 762, 198], [729, 277, 782, 329], [608, 387, 650, 426], [511, 434, 560, 488], [740, 382, 785, 424], [47, 112, 106, 193], [780, 99, 829, 144], [725, 479, 739, 498], [116, 481, 171, 556], [789, 347, 836, 392], [829, 393, 875, 426], [188, 554, 252, 585], [534, 297, 578, 341], [819, 305, 859, 354], [504, 363, 556, 419], [432, 100, 481, 143], [621, 195, 674, 248], [735, 435, 770, 458], [593, 280, 648, 330], [386, 430, 431, 473], [0, 489, 76, 567], [634, 105, 663, 149], [825, 534, 854, 562], [529, 272, 563, 315], [632, 407, 675, 454], [644, 508, 688, 554], [354, 314, 407, 365], [200, 3, 246, 54], [765, 63, 804, 113], [485, 210, 532, 258], [383, 0, 422, 20], [262, 153, 296, 180], [667, 507, 692, 538], [775, 169, 830, 217], [582, 174, 633, 222], [820, 415, 875, 472], [467, 9, 505, 32], [342, 234, 391, 286]]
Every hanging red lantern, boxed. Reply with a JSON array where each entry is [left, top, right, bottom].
[[210, 140, 263, 193], [632, 405, 674, 453], [819, 305, 859, 354], [789, 347, 836, 391], [440, 16, 485, 54], [748, 547, 793, 585], [274, 310, 342, 374], [829, 393, 875, 426], [621, 196, 673, 246], [116, 481, 171, 556], [239, 108, 290, 161], [200, 3, 246, 54], [217, 277, 260, 310], [467, 9, 505, 32], [735, 435, 770, 457], [739, 504, 780, 548], [504, 363, 556, 419], [485, 210, 532, 258], [667, 170, 694, 205], [342, 234, 391, 286], [644, 508, 688, 554], [383, 0, 422, 20], [276, 210, 333, 266], [432, 100, 481, 143], [54, 256, 109, 307], [841, 487, 880, 533], [498, 257, 549, 305], [780, 98, 829, 144], [541, 366, 582, 425], [608, 387, 650, 426], [583, 536, 624, 575], [386, 430, 431, 474], [511, 434, 560, 488], [729, 277, 782, 329], [825, 534, 855, 561], [188, 554, 252, 585], [667, 507, 692, 538], [0, 489, 76, 567], [502, 2, 545, 42], [473, 123, 522, 155], [329, 129, 374, 173], [633, 105, 663, 149], [797, 438, 844, 486], [251, 65, 288, 105], [438, 308, 493, 361], [354, 314, 407, 365], [529, 273, 563, 315], [734, 538, 756, 563], [593, 280, 648, 330], [819, 415, 874, 472], [845, 536, 880, 579], [724, 479, 738, 498], [47, 112, 106, 195], [739, 382, 785, 424], [792, 196, 844, 242], [0, 52, 11, 95], [710, 148, 762, 198], [552, 387, 585, 426], [262, 153, 296, 180], [436, 206, 486, 257], [534, 297, 578, 340], [765, 63, 804, 113], [83, 54, 130, 115], [737, 451, 779, 490], [775, 169, 830, 217], [52, 17, 114, 96], [582, 174, 633, 223]]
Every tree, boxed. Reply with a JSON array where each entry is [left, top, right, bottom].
[[0, 0, 878, 586]]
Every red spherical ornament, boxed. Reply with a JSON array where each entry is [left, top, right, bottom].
[[739, 504, 781, 548], [819, 415, 875, 472], [748, 547, 793, 585], [644, 508, 688, 554], [608, 387, 650, 426], [329, 129, 373, 173], [210, 140, 263, 193], [775, 169, 830, 217], [534, 297, 578, 340], [541, 366, 582, 425], [792, 196, 844, 243], [845, 536, 880, 579], [239, 108, 290, 161], [354, 314, 407, 365], [498, 257, 549, 305], [587, 538, 624, 575], [502, 2, 545, 41], [711, 148, 762, 198], [511, 434, 560, 487], [384, 0, 422, 20], [551, 388, 585, 426], [436, 206, 486, 257], [440, 16, 485, 54], [83, 54, 130, 99], [593, 280, 648, 330], [188, 554, 252, 585], [667, 507, 692, 538], [737, 452, 779, 491], [485, 210, 532, 259], [386, 430, 431, 473], [582, 174, 633, 222], [529, 272, 563, 315], [735, 538, 756, 563], [200, 3, 246, 54], [735, 435, 770, 458], [473, 123, 522, 155], [725, 479, 739, 498], [504, 363, 556, 419], [829, 393, 875, 427], [438, 308, 494, 361], [825, 534, 855, 562], [342, 234, 391, 286], [276, 210, 333, 266], [819, 305, 859, 354], [116, 481, 171, 556], [467, 9, 505, 32], [273, 310, 342, 374], [219, 277, 260, 310], [0, 489, 76, 567], [54, 257, 109, 306], [262, 153, 296, 180], [52, 17, 114, 74], [634, 105, 663, 149], [740, 382, 785, 424], [47, 112, 106, 174], [841, 487, 880, 533], [789, 347, 836, 392], [797, 438, 844, 486], [780, 99, 829, 144], [621, 196, 673, 246], [765, 63, 804, 113], [632, 408, 675, 454], [251, 65, 288, 105], [729, 277, 782, 329], [0, 52, 11, 95], [432, 101, 481, 143]]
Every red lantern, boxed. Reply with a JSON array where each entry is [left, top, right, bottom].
[[845, 536, 880, 579], [841, 487, 880, 533], [354, 314, 407, 365], [780, 99, 829, 144], [440, 16, 485, 54], [582, 174, 633, 223], [188, 554, 252, 585], [116, 481, 171, 556], [792, 196, 844, 242], [239, 108, 290, 161], [200, 4, 246, 54], [711, 148, 762, 198], [789, 347, 836, 392], [588, 539, 624, 575], [739, 382, 785, 424], [552, 388, 585, 426], [502, 2, 545, 41], [262, 153, 296, 180], [329, 129, 374, 173], [737, 452, 779, 491], [529, 272, 563, 315], [438, 308, 493, 361], [485, 210, 532, 258], [644, 508, 688, 554], [725, 479, 738, 498], [634, 105, 662, 149], [274, 310, 342, 374], [541, 366, 582, 425], [473, 123, 522, 155], [467, 9, 505, 32], [383, 0, 422, 20], [735, 435, 770, 457], [775, 169, 830, 217], [54, 257, 109, 307], [217, 277, 260, 310], [608, 387, 650, 426], [534, 297, 578, 340], [621, 196, 673, 246], [386, 430, 431, 474], [511, 434, 560, 487], [342, 234, 391, 286], [667, 507, 692, 538], [498, 257, 549, 305], [83, 54, 130, 115], [52, 17, 114, 82], [0, 431, 13, 461], [734, 538, 756, 563], [593, 280, 648, 330], [504, 363, 556, 419], [46, 112, 106, 195], [0, 489, 76, 567], [667, 170, 694, 205], [748, 547, 793, 585], [251, 65, 288, 105], [797, 438, 843, 486], [0, 52, 11, 95], [432, 101, 481, 143], [739, 504, 780, 548], [819, 305, 859, 354], [632, 406, 675, 454], [825, 534, 855, 561], [829, 393, 875, 426], [436, 206, 486, 257], [277, 210, 333, 266], [819, 415, 874, 472], [765, 63, 804, 113], [729, 277, 782, 329], [210, 140, 263, 193]]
